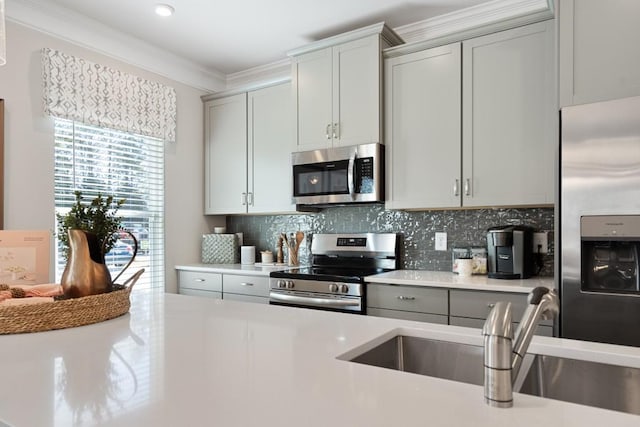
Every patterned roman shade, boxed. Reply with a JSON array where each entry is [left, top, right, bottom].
[[41, 47, 177, 142]]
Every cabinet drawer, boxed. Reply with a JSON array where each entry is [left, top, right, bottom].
[[179, 271, 222, 292], [450, 290, 552, 326], [368, 308, 448, 325], [223, 274, 270, 297], [367, 284, 448, 315], [450, 316, 554, 337], [179, 288, 222, 299], [223, 293, 269, 304]]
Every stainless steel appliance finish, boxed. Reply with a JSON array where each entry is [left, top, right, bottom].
[[269, 233, 398, 314], [291, 142, 384, 206], [560, 95, 640, 347]]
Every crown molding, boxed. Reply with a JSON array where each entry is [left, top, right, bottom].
[[225, 58, 292, 92], [286, 21, 403, 57], [388, 0, 554, 57], [6, 0, 226, 92]]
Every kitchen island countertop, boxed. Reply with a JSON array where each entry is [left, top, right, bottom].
[[367, 270, 555, 293], [1, 290, 638, 426]]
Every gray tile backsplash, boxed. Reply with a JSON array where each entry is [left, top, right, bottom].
[[226, 205, 554, 276]]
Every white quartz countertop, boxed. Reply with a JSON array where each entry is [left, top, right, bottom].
[[366, 270, 555, 293], [1, 290, 639, 426], [175, 263, 297, 276]]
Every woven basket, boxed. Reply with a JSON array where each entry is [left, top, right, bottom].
[[0, 269, 145, 335]]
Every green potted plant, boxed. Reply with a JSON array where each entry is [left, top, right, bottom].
[[56, 191, 126, 260]]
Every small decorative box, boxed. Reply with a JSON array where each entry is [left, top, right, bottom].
[[202, 234, 239, 264]]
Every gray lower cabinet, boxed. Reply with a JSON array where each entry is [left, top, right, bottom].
[[222, 274, 269, 304], [367, 284, 448, 324], [178, 270, 222, 299], [177, 270, 269, 304], [367, 284, 553, 336], [449, 316, 553, 337], [449, 289, 553, 336]]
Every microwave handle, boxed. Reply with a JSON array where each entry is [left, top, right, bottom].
[[348, 149, 357, 200]]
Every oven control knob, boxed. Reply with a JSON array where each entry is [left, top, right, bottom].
[[286, 280, 295, 289], [277, 280, 287, 289], [329, 283, 339, 293], [340, 284, 349, 293]]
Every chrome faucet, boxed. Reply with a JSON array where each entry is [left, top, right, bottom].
[[482, 286, 559, 408]]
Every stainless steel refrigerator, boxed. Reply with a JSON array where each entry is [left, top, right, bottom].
[[560, 95, 640, 347]]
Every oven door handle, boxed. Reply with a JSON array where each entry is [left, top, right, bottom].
[[270, 292, 360, 308], [347, 148, 357, 200]]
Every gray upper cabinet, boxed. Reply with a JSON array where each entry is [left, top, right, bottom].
[[204, 82, 296, 215], [559, 0, 640, 107], [462, 21, 556, 207], [289, 23, 403, 152], [385, 43, 462, 210], [386, 21, 556, 210], [204, 93, 248, 215]]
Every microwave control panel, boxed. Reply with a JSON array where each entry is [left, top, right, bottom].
[[356, 157, 374, 193]]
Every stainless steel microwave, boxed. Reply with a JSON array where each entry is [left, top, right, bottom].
[[292, 143, 384, 206]]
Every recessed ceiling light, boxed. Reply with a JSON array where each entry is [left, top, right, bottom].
[[155, 4, 175, 17]]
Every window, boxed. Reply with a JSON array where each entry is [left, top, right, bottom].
[[54, 119, 164, 289]]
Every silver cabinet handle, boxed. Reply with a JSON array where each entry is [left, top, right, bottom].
[[464, 178, 471, 196], [325, 124, 331, 140], [397, 295, 416, 301], [332, 123, 339, 139], [241, 192, 247, 205], [247, 192, 254, 206], [194, 278, 205, 282], [240, 282, 254, 286], [453, 179, 460, 196]]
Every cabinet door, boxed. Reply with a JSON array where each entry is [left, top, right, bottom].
[[462, 21, 556, 207], [560, 0, 640, 106], [385, 43, 462, 210], [204, 94, 248, 214], [248, 83, 296, 213], [333, 35, 381, 147], [292, 48, 333, 151]]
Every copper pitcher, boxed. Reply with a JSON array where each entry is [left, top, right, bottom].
[[61, 229, 138, 298]]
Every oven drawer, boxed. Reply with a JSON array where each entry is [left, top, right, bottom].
[[178, 271, 222, 292], [367, 284, 448, 315], [223, 274, 270, 298]]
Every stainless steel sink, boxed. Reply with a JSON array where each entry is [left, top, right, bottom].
[[518, 354, 640, 415], [348, 335, 484, 386], [347, 334, 640, 416]]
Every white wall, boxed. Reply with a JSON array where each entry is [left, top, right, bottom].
[[0, 21, 224, 293]]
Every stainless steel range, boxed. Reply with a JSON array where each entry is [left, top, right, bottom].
[[269, 233, 398, 314]]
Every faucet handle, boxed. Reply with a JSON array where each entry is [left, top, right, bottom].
[[527, 286, 551, 305]]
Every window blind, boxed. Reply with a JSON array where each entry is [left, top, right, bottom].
[[54, 118, 164, 289]]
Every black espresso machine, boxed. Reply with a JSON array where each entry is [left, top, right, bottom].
[[487, 225, 536, 279]]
